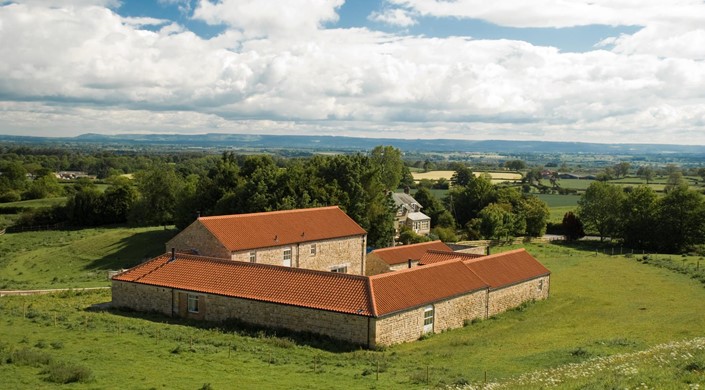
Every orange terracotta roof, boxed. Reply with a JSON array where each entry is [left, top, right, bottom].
[[370, 259, 488, 316], [113, 253, 375, 316], [419, 249, 485, 265], [371, 241, 453, 265], [461, 249, 550, 289], [113, 249, 549, 318], [197, 206, 366, 252]]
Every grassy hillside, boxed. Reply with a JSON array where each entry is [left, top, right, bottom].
[[1, 242, 705, 388], [0, 226, 176, 290]]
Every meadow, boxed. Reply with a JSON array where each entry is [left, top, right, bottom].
[[2, 237, 705, 388], [0, 227, 175, 290]]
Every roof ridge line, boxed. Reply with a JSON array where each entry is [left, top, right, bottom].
[[159, 252, 371, 281], [366, 277, 378, 317], [132, 254, 173, 283], [369, 257, 463, 279], [463, 248, 526, 263], [372, 240, 444, 253], [198, 205, 340, 220]]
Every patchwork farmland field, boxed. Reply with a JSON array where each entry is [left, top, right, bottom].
[[412, 170, 522, 183], [2, 238, 705, 389]]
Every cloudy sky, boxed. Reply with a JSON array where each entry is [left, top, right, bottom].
[[1, 0, 705, 144]]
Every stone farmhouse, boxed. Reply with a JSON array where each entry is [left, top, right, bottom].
[[392, 191, 431, 236], [165, 206, 367, 275], [365, 240, 456, 275], [112, 248, 550, 347]]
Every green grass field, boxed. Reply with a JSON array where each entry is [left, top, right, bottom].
[[2, 242, 705, 388], [0, 197, 67, 210], [0, 227, 176, 290]]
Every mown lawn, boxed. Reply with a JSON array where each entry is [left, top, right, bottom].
[[1, 242, 705, 388], [0, 226, 176, 290]]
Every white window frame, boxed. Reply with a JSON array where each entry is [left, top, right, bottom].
[[330, 265, 348, 273], [249, 251, 256, 263], [283, 248, 292, 267], [310, 243, 317, 256], [187, 294, 199, 313], [423, 305, 434, 333]]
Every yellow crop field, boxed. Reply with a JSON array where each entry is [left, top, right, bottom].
[[412, 171, 522, 182]]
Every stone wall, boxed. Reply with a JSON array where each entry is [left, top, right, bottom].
[[434, 290, 487, 330], [195, 292, 372, 345], [232, 235, 366, 275], [389, 260, 418, 272], [487, 276, 550, 317], [364, 253, 391, 276], [373, 289, 486, 346], [111, 281, 172, 316], [374, 306, 425, 346], [165, 221, 230, 259]]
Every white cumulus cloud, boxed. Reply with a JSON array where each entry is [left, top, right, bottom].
[[1, 1, 705, 143]]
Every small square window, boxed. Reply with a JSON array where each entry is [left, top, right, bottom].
[[331, 265, 347, 273], [249, 251, 256, 263], [310, 243, 317, 256], [187, 294, 199, 313]]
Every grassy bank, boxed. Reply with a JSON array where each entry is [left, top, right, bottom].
[[0, 226, 175, 290], [2, 242, 705, 388]]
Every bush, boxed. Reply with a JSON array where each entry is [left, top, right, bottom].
[[9, 348, 52, 367], [42, 361, 93, 384], [0, 191, 21, 203]]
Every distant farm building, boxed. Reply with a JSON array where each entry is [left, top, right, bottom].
[[392, 191, 431, 236]]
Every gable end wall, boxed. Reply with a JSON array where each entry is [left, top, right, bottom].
[[165, 221, 230, 259]]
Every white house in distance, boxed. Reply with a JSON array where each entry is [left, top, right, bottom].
[[392, 190, 431, 236]]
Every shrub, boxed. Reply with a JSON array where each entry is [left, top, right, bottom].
[[0, 191, 21, 203], [42, 361, 93, 384], [9, 348, 52, 367], [50, 341, 64, 350]]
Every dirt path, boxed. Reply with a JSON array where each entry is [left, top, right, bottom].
[[0, 286, 110, 297]]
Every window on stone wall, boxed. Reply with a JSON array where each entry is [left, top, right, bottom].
[[187, 294, 199, 313], [310, 243, 317, 256], [283, 248, 292, 266], [249, 251, 256, 263], [330, 265, 347, 273], [538, 279, 544, 291], [423, 305, 434, 333]]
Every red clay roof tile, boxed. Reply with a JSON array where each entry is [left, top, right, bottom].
[[371, 241, 453, 265], [419, 249, 485, 265], [113, 249, 549, 318], [370, 259, 488, 316], [197, 206, 366, 252], [113, 253, 375, 316], [461, 248, 550, 289]]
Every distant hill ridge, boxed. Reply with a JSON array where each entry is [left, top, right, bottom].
[[2, 133, 705, 154]]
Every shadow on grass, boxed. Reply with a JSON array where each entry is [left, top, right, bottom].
[[84, 227, 178, 271], [102, 306, 366, 353]]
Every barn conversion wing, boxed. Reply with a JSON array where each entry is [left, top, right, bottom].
[[112, 248, 550, 347], [165, 206, 368, 274], [366, 240, 453, 274]]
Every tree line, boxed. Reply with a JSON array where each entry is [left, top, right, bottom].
[[576, 181, 705, 253], [8, 146, 552, 248]]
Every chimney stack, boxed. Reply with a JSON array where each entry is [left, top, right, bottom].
[[171, 247, 176, 261]]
